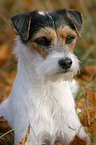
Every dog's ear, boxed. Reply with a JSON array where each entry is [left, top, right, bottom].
[[10, 10, 38, 41], [66, 9, 83, 36]]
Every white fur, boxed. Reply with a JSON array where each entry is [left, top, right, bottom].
[[39, 12, 45, 16], [0, 37, 89, 145]]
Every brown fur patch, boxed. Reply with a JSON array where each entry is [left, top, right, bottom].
[[31, 42, 47, 59], [30, 26, 77, 58], [32, 27, 56, 42], [57, 26, 77, 40], [31, 27, 57, 58], [57, 26, 77, 51]]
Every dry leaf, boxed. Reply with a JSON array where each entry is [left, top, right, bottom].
[[76, 87, 96, 127], [0, 117, 9, 132], [89, 119, 96, 145], [85, 88, 96, 107], [0, 116, 14, 145], [83, 66, 96, 76], [76, 98, 86, 110], [0, 84, 11, 103], [68, 135, 89, 145], [0, 70, 17, 103], [0, 44, 9, 66], [79, 65, 96, 81], [16, 125, 31, 145], [78, 107, 95, 126]]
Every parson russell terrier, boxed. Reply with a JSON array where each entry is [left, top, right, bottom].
[[0, 9, 90, 145]]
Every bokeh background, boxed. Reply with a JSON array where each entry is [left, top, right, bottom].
[[0, 0, 96, 144]]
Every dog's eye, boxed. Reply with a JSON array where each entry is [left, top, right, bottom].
[[34, 37, 51, 47], [66, 35, 75, 44]]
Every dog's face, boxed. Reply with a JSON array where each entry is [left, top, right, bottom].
[[10, 9, 83, 81]]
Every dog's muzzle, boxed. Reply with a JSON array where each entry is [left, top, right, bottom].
[[58, 57, 72, 71]]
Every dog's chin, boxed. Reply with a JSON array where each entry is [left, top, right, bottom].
[[44, 71, 74, 82]]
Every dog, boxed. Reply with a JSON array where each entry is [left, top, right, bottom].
[[0, 9, 90, 145]]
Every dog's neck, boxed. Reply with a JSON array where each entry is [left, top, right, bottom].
[[14, 39, 72, 100]]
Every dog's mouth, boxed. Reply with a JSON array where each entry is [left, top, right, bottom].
[[47, 69, 74, 82], [56, 69, 72, 74]]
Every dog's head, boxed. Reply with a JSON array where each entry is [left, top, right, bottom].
[[10, 9, 83, 81]]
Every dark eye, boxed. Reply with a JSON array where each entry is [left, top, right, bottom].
[[34, 37, 51, 47], [66, 35, 75, 44]]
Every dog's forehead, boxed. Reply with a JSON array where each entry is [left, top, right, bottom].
[[38, 11, 67, 28], [48, 10, 69, 28], [31, 11, 55, 28], [29, 10, 70, 38]]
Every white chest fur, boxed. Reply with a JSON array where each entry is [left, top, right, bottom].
[[4, 59, 87, 145]]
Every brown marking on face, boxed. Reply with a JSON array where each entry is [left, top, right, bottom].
[[57, 25, 77, 52], [31, 27, 57, 58], [68, 38, 77, 52], [30, 26, 77, 58], [31, 42, 47, 59], [57, 26, 77, 39], [32, 27, 56, 42]]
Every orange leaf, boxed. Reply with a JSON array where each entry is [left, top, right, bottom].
[[0, 44, 9, 66], [68, 135, 89, 145], [85, 88, 96, 107], [16, 124, 31, 145], [0, 117, 14, 144], [78, 107, 95, 126], [79, 65, 96, 81]]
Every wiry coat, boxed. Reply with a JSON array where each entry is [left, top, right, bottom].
[[0, 9, 89, 145]]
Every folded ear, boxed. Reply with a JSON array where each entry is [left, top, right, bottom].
[[66, 9, 83, 36], [10, 10, 38, 41]]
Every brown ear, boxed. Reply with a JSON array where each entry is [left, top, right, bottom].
[[66, 9, 83, 37], [10, 10, 38, 41]]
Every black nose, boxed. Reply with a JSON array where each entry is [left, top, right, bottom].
[[58, 58, 72, 70]]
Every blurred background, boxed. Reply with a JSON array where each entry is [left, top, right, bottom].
[[0, 0, 96, 65], [0, 0, 96, 144]]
